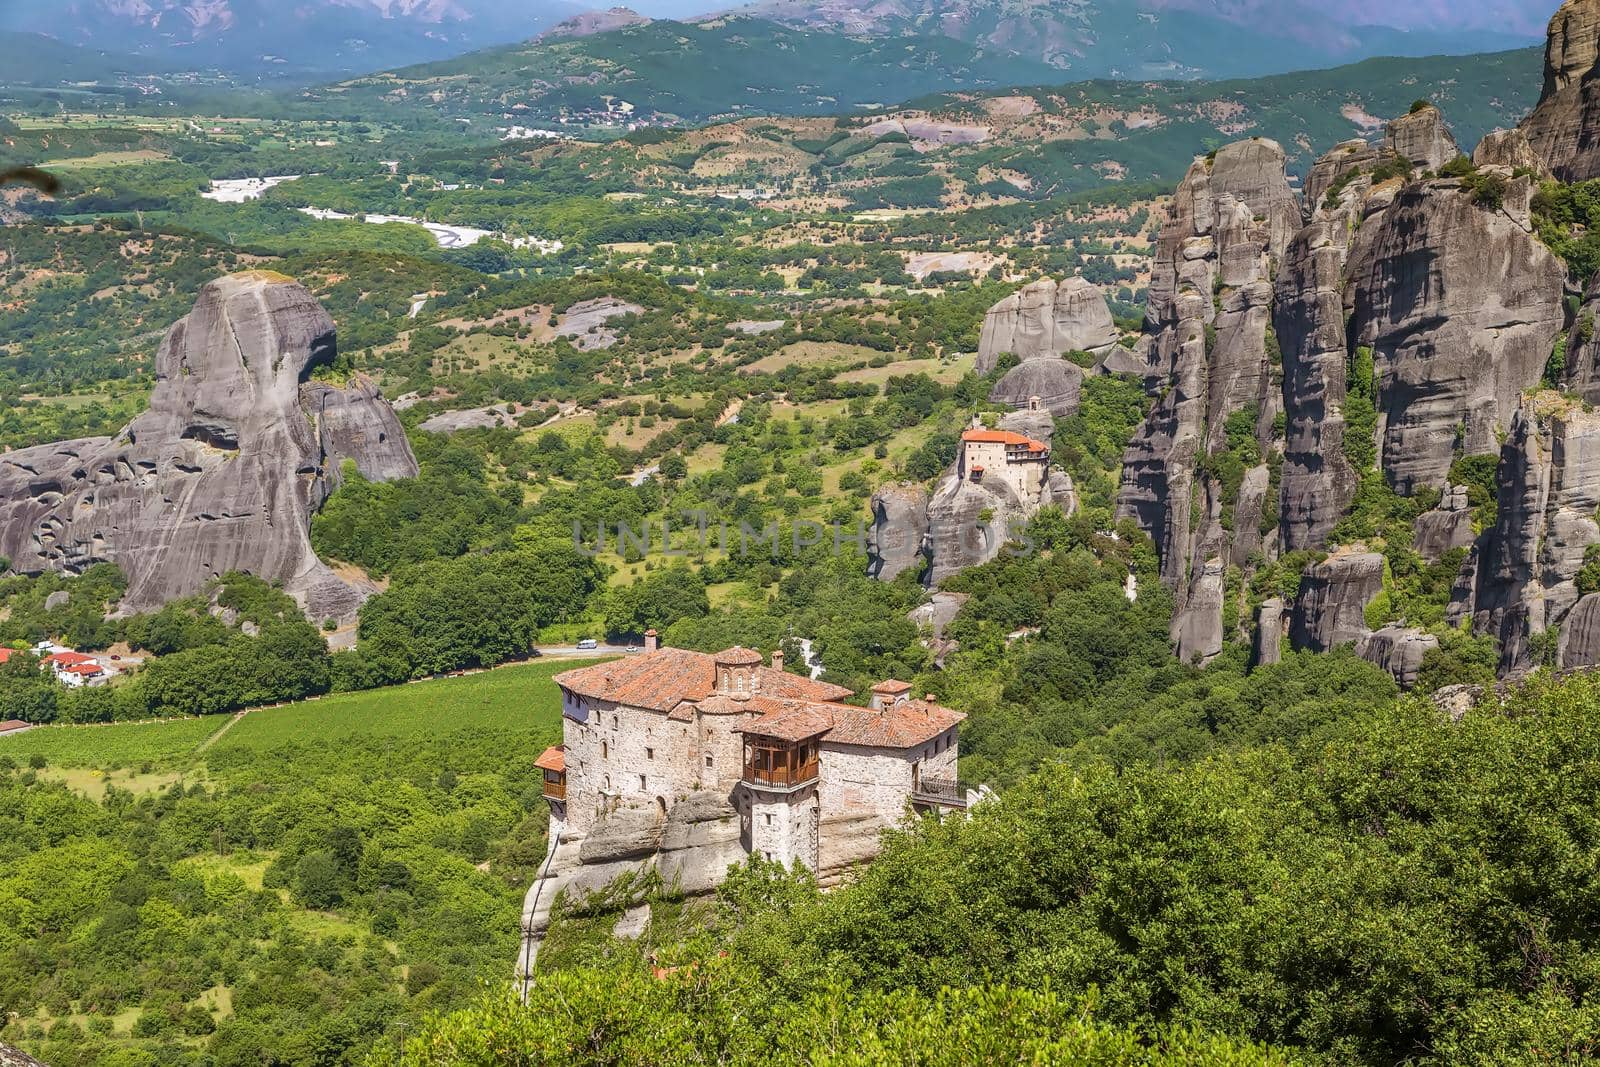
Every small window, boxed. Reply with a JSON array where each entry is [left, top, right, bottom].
[[601, 741, 608, 759], [764, 813, 773, 826], [638, 774, 647, 791], [705, 753, 714, 768], [646, 747, 655, 760]]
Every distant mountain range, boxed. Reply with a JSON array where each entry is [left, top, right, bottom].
[[698, 0, 1547, 78], [0, 0, 1555, 90], [0, 0, 584, 76]]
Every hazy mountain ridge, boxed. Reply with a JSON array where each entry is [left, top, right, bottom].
[[0, 0, 585, 75], [729, 0, 1543, 77]]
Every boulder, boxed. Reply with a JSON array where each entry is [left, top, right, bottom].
[[1413, 486, 1479, 562], [1559, 592, 1600, 669], [1357, 625, 1439, 688], [1290, 553, 1385, 652], [975, 277, 1119, 374], [866, 484, 929, 582], [988, 358, 1083, 417], [1432, 684, 1487, 722], [1522, 0, 1600, 181], [0, 273, 418, 621], [1383, 104, 1461, 172], [43, 590, 69, 610], [1348, 178, 1565, 494], [0, 1044, 46, 1067]]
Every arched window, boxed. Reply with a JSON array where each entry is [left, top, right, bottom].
[[601, 740, 608, 759]]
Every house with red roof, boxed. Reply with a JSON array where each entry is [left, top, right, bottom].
[[548, 631, 965, 877], [959, 420, 1051, 500], [44, 651, 107, 688]]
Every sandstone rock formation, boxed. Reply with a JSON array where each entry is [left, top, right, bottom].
[[1559, 593, 1600, 669], [1357, 625, 1439, 688], [1348, 176, 1565, 494], [519, 792, 747, 975], [0, 273, 417, 621], [1412, 486, 1478, 563], [1290, 552, 1385, 653], [1473, 128, 1546, 174], [1383, 104, 1460, 172], [1116, 138, 1297, 663], [866, 484, 930, 582], [988, 358, 1083, 417], [1456, 400, 1600, 672], [975, 276, 1118, 375], [1523, 0, 1600, 181]]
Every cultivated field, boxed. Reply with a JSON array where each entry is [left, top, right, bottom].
[[0, 658, 583, 773]]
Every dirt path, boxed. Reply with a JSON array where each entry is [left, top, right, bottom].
[[195, 709, 249, 753]]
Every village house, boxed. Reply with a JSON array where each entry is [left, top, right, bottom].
[[958, 421, 1051, 500], [542, 634, 966, 873]]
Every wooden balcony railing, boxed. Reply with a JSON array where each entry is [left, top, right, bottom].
[[743, 757, 820, 790], [542, 774, 566, 801], [912, 777, 966, 810]]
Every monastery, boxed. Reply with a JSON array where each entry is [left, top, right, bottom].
[[537, 633, 967, 872]]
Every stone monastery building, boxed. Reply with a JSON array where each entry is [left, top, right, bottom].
[[540, 634, 966, 873], [958, 423, 1051, 501]]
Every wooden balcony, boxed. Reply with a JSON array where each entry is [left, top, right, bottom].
[[542, 771, 566, 802], [912, 776, 966, 810], [743, 736, 820, 791]]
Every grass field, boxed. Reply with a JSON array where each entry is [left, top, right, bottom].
[[0, 657, 589, 772]]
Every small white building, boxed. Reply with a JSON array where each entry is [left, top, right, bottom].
[[546, 635, 965, 873]]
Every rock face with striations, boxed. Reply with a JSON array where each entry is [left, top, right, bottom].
[[0, 273, 417, 620], [1523, 0, 1600, 181], [988, 358, 1084, 417], [1383, 104, 1461, 172], [1116, 138, 1298, 663], [1455, 400, 1600, 672], [1347, 175, 1564, 494], [1290, 552, 1385, 653], [866, 483, 930, 582], [975, 276, 1119, 375]]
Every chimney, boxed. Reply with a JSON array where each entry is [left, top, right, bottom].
[[771, 648, 784, 673], [644, 629, 658, 653]]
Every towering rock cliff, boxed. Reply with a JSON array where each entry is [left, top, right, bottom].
[[975, 276, 1119, 375], [1116, 138, 1298, 662], [1455, 398, 1600, 672], [1523, 0, 1600, 181], [0, 273, 418, 620], [1347, 175, 1565, 494], [1115, 58, 1585, 685]]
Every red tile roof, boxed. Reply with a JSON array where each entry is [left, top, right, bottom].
[[0, 648, 12, 663], [62, 663, 103, 676], [962, 429, 1048, 453], [0, 719, 31, 733], [46, 651, 96, 667], [535, 745, 565, 774], [741, 696, 965, 750], [872, 679, 913, 694], [554, 648, 850, 712]]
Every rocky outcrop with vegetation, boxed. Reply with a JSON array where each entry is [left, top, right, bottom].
[[0, 273, 417, 622]]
